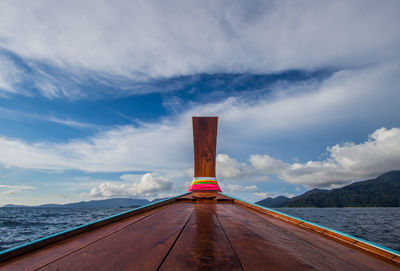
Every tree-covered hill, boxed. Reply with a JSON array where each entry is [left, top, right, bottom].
[[256, 171, 400, 207]]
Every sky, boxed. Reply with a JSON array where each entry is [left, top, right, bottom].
[[0, 0, 400, 206]]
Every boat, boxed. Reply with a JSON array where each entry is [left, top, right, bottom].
[[0, 117, 399, 270]]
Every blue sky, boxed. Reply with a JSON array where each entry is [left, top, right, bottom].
[[0, 0, 400, 205]]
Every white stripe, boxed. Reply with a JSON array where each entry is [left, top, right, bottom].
[[193, 177, 218, 181]]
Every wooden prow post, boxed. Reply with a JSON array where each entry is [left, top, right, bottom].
[[193, 116, 217, 177], [188, 116, 221, 198]]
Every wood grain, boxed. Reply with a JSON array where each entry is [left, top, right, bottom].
[[193, 117, 218, 177], [159, 202, 242, 270], [36, 203, 194, 271], [0, 205, 170, 271], [236, 199, 400, 265], [1, 199, 399, 271], [176, 192, 234, 202], [216, 204, 314, 271], [216, 203, 400, 271], [0, 198, 176, 265]]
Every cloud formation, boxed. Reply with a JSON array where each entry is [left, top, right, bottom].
[[88, 173, 173, 198], [224, 184, 258, 192], [0, 61, 399, 177], [216, 154, 250, 178], [0, 106, 101, 129], [252, 128, 400, 187], [0, 1, 399, 97], [0, 122, 192, 172], [1, 1, 399, 203], [0, 184, 35, 195], [250, 154, 288, 173], [184, 127, 400, 189]]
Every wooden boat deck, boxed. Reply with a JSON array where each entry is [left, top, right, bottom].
[[1, 193, 399, 270]]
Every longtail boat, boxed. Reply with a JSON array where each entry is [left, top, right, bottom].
[[0, 117, 399, 270]]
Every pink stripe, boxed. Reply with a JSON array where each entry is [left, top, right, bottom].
[[188, 183, 221, 192]]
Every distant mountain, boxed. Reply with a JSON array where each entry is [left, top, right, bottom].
[[2, 198, 152, 208], [256, 171, 400, 207], [256, 196, 291, 208], [2, 204, 27, 208]]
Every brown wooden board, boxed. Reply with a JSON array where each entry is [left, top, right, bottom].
[[36, 203, 194, 271], [1, 200, 399, 271], [192, 117, 218, 177], [159, 202, 242, 270], [235, 199, 400, 265], [0, 205, 169, 271], [0, 197, 176, 264], [216, 203, 400, 271], [215, 204, 314, 271], [1, 203, 194, 271]]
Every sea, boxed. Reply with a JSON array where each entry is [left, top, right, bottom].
[[0, 207, 131, 252], [0, 207, 399, 252]]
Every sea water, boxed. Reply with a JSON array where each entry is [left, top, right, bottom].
[[0, 207, 131, 251], [0, 207, 399, 252], [274, 207, 400, 251]]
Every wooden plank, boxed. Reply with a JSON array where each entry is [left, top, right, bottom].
[[0, 197, 177, 264], [3, 200, 398, 271], [245, 204, 400, 269], [235, 199, 400, 265], [35, 203, 194, 271], [215, 204, 315, 271], [193, 117, 218, 177], [216, 204, 399, 271], [0, 204, 170, 271], [215, 193, 235, 201], [176, 193, 196, 201], [175, 192, 233, 202], [159, 202, 242, 270]]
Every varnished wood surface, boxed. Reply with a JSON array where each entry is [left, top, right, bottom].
[[0, 203, 194, 271], [193, 117, 218, 177], [0, 204, 170, 271], [176, 192, 233, 202], [234, 198, 400, 264], [160, 202, 242, 270], [39, 203, 194, 271], [216, 204, 399, 271], [0, 197, 176, 263], [1, 199, 399, 270]]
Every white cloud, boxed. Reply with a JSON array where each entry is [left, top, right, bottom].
[[216, 154, 250, 179], [185, 168, 194, 178], [0, 62, 399, 178], [0, 56, 16, 88], [2, 190, 19, 195], [0, 1, 399, 97], [0, 58, 400, 182], [0, 185, 34, 189], [0, 106, 101, 129], [0, 122, 192, 172], [88, 173, 173, 198], [251, 128, 400, 188], [0, 184, 35, 195], [178, 61, 400, 156], [1, 1, 399, 203], [224, 184, 258, 192], [253, 192, 269, 199], [45, 117, 101, 129], [250, 154, 288, 173]]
